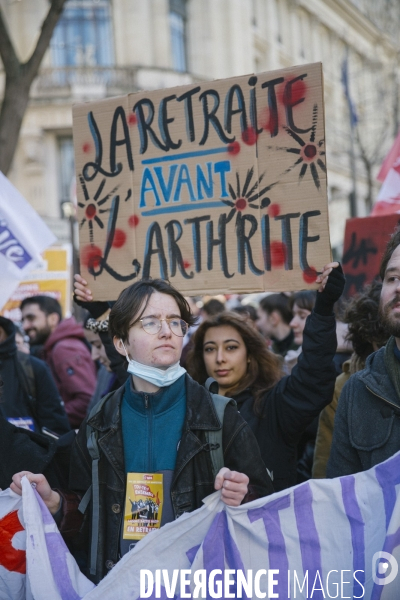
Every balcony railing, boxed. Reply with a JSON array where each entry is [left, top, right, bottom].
[[30, 65, 201, 101]]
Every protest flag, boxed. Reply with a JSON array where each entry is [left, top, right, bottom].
[[0, 489, 26, 600], [2, 452, 400, 599], [0, 172, 56, 310], [371, 157, 400, 216], [341, 55, 358, 129], [0, 478, 94, 600], [377, 130, 400, 183]]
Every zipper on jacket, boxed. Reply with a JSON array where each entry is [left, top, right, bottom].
[[365, 385, 400, 413], [144, 393, 154, 471]]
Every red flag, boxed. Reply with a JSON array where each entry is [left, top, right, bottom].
[[377, 130, 400, 183], [372, 157, 400, 216]]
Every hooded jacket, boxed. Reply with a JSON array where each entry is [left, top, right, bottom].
[[0, 316, 70, 436], [327, 344, 400, 477], [44, 317, 97, 428]]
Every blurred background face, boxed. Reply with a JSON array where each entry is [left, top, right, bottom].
[[290, 303, 311, 346], [202, 325, 248, 395], [256, 308, 273, 337], [85, 329, 111, 371], [21, 303, 53, 345]]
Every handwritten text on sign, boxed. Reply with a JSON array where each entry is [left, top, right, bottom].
[[73, 62, 330, 299]]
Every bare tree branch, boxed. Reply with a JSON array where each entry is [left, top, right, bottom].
[[0, 0, 68, 174], [0, 9, 20, 75], [25, 0, 67, 83]]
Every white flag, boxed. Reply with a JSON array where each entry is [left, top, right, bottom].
[[0, 172, 56, 309], [0, 489, 27, 600], [2, 455, 400, 598]]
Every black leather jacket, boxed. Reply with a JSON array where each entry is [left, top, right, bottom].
[[61, 374, 273, 582]]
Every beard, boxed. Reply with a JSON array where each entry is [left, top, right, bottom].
[[379, 299, 400, 338], [27, 325, 52, 346]]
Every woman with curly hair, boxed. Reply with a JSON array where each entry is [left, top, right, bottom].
[[187, 263, 345, 492], [313, 281, 389, 478]]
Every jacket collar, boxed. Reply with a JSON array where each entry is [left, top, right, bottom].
[[358, 346, 400, 407], [87, 375, 221, 488], [183, 375, 222, 430], [87, 385, 124, 432], [88, 374, 222, 433]]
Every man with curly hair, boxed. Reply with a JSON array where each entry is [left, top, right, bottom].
[[328, 228, 400, 477]]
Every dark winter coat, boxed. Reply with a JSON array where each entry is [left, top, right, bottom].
[[233, 311, 337, 492], [327, 345, 400, 477], [44, 318, 97, 428], [0, 317, 70, 436], [0, 418, 74, 491], [58, 375, 273, 583]]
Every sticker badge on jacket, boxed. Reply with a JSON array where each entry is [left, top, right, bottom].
[[7, 417, 35, 431], [123, 473, 163, 540]]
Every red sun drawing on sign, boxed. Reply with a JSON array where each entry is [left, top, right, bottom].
[[78, 175, 121, 244], [221, 167, 278, 221], [266, 105, 326, 190], [0, 510, 26, 574]]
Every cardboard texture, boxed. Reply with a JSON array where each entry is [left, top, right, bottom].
[[342, 214, 400, 297], [73, 62, 331, 299]]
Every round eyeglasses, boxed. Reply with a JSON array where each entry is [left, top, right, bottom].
[[139, 317, 188, 337]]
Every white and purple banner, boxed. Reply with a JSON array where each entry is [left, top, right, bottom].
[[2, 453, 400, 599], [0, 172, 56, 310]]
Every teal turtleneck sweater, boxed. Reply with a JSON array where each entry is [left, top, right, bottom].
[[121, 373, 186, 473]]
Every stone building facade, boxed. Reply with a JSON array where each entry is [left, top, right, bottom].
[[0, 0, 399, 255]]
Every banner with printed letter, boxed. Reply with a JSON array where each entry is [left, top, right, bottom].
[[342, 214, 400, 297], [73, 62, 331, 299], [0, 244, 72, 321], [0, 173, 56, 310], [2, 453, 400, 598]]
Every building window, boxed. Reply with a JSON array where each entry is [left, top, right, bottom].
[[169, 0, 187, 72], [51, 0, 114, 67], [58, 137, 75, 217]]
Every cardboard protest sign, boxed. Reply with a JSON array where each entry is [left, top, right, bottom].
[[342, 214, 400, 297], [73, 62, 330, 299]]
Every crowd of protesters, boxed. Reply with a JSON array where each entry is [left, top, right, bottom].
[[4, 228, 400, 581]]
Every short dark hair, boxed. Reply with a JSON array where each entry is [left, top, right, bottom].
[[291, 290, 316, 313], [233, 304, 257, 322], [379, 226, 400, 280], [20, 295, 62, 321], [201, 298, 225, 316], [109, 279, 196, 342], [259, 293, 293, 325]]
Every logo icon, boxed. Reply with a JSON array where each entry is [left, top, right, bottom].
[[372, 551, 398, 586]]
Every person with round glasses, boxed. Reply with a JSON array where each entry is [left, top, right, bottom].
[[138, 316, 188, 336], [12, 277, 273, 583]]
